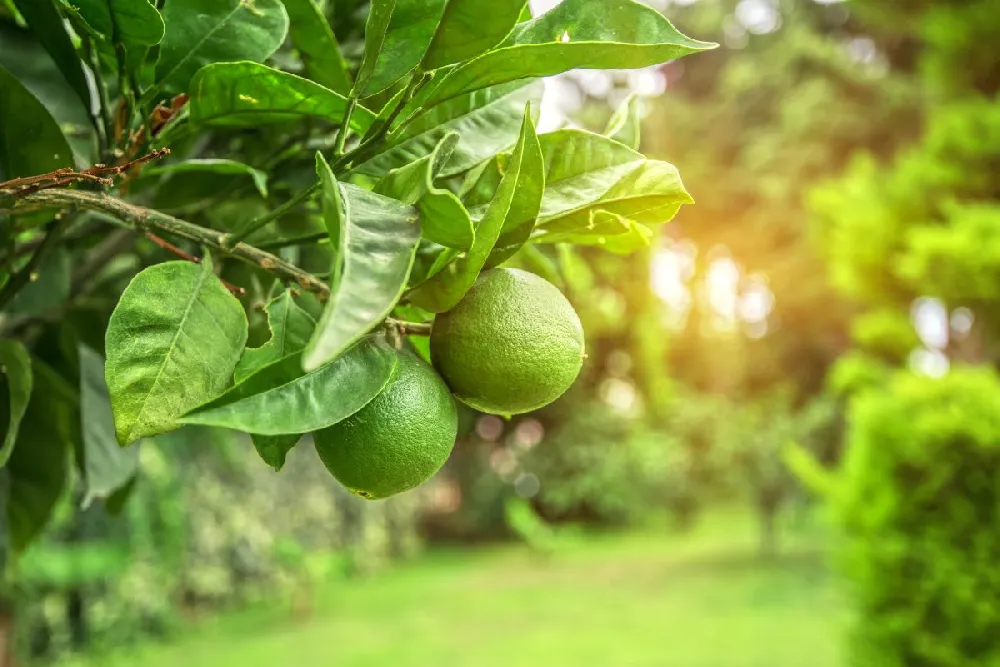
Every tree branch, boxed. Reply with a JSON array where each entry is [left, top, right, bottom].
[[0, 149, 170, 197], [17, 189, 331, 301], [144, 232, 246, 296]]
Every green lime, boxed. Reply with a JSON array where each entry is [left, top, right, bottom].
[[430, 268, 585, 416], [314, 351, 458, 499]]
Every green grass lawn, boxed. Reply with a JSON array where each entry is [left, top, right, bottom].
[[61, 510, 847, 667]]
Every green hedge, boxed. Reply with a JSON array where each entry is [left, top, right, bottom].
[[836, 367, 1000, 667]]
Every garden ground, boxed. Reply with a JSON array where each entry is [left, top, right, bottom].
[[60, 509, 847, 667]]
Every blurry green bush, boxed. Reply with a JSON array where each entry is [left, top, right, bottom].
[[14, 427, 424, 661], [833, 368, 1000, 667]]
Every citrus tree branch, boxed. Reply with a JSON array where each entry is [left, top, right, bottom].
[[17, 189, 331, 301]]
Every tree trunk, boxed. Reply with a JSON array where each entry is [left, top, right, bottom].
[[757, 496, 779, 559], [0, 608, 16, 667]]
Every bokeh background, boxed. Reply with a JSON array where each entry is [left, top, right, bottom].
[[10, 0, 1000, 665]]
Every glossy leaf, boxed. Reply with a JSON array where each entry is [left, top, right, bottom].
[[70, 0, 164, 78], [11, 0, 92, 116], [70, 0, 164, 46], [354, 0, 395, 94], [235, 290, 316, 383], [354, 80, 542, 178], [304, 157, 420, 371], [155, 0, 289, 95], [537, 209, 654, 254], [145, 158, 269, 198], [460, 148, 546, 269], [183, 336, 397, 435], [282, 0, 351, 95], [0, 340, 31, 467], [604, 93, 642, 150], [374, 132, 474, 250], [528, 129, 692, 235], [422, 0, 715, 106], [5, 366, 71, 552], [79, 345, 139, 505], [422, 0, 525, 69], [409, 110, 543, 312], [0, 65, 73, 180], [315, 151, 347, 289], [0, 22, 96, 164], [105, 257, 248, 446], [356, 0, 448, 96], [190, 62, 376, 131]]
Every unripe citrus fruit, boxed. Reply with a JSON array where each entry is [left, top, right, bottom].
[[314, 351, 457, 499], [430, 268, 585, 416]]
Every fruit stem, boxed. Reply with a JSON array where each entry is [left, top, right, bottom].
[[385, 318, 432, 336]]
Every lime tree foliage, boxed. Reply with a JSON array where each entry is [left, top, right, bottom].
[[0, 0, 714, 561]]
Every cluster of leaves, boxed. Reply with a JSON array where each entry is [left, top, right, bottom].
[[0, 0, 713, 566]]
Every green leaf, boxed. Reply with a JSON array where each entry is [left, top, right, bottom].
[[6, 248, 70, 317], [0, 65, 73, 180], [154, 0, 289, 95], [70, 0, 164, 46], [304, 157, 420, 371], [189, 62, 376, 131], [422, 0, 524, 70], [144, 158, 269, 198], [104, 257, 249, 445], [11, 0, 92, 117], [421, 0, 715, 107], [250, 433, 300, 470], [460, 145, 546, 269], [78, 345, 139, 506], [409, 108, 542, 312], [354, 0, 395, 94], [354, 80, 542, 178], [69, 0, 164, 79], [281, 0, 351, 95], [527, 129, 692, 235], [604, 93, 641, 150], [601, 219, 654, 254], [315, 152, 346, 288], [539, 210, 654, 254], [374, 132, 474, 250], [5, 366, 71, 552], [183, 336, 397, 435], [0, 340, 31, 467], [235, 290, 316, 383], [356, 0, 448, 96], [0, 22, 96, 164]]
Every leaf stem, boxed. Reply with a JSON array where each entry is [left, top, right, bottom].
[[84, 36, 115, 157], [17, 189, 331, 301], [221, 183, 320, 249], [385, 318, 432, 336], [333, 96, 358, 157]]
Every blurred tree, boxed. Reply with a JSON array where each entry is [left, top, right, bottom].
[[649, 0, 921, 400]]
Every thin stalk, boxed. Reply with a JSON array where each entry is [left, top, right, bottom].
[[18, 189, 331, 301], [221, 183, 320, 249], [333, 97, 358, 157]]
